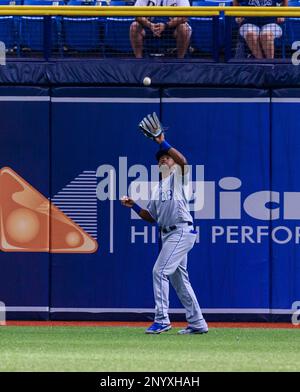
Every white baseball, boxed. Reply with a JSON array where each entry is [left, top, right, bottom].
[[143, 77, 151, 86]]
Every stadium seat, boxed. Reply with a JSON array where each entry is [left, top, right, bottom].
[[190, 16, 221, 56], [104, 17, 135, 55], [63, 17, 104, 52], [106, 0, 135, 4], [67, 0, 96, 6], [192, 0, 232, 5], [63, 0, 104, 53], [286, 1, 300, 47], [190, 0, 231, 55], [108, 0, 127, 4], [0, 0, 21, 2], [0, 0, 22, 51], [0, 16, 15, 50], [19, 1, 64, 53]]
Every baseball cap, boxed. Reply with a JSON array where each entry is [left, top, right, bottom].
[[155, 149, 170, 162]]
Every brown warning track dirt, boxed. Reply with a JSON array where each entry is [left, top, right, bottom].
[[3, 321, 299, 328]]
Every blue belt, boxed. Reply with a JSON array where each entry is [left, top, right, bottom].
[[161, 222, 193, 234]]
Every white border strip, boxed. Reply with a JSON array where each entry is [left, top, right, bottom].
[[0, 96, 50, 102], [3, 307, 295, 315], [162, 98, 270, 103], [109, 169, 114, 254], [0, 97, 271, 104], [52, 97, 160, 103], [47, 308, 295, 315], [272, 98, 300, 103], [6, 306, 49, 312]]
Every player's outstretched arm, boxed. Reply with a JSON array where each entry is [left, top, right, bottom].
[[121, 196, 156, 223], [138, 112, 189, 174]]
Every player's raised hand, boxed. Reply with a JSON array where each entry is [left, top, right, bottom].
[[121, 196, 134, 208]]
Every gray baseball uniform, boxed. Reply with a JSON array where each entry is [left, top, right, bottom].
[[147, 165, 207, 329]]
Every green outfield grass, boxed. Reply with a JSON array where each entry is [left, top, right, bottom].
[[0, 326, 299, 372]]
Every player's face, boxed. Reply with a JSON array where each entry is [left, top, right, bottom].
[[158, 154, 175, 169]]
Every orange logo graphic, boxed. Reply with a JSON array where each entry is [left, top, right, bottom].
[[0, 167, 98, 253]]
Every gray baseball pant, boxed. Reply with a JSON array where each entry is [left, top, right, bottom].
[[153, 223, 207, 329]]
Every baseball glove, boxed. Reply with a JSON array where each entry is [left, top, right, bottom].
[[139, 112, 163, 141]]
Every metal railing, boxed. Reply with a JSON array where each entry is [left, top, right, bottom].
[[0, 5, 298, 16]]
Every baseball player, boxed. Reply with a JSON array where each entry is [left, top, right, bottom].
[[121, 113, 208, 335]]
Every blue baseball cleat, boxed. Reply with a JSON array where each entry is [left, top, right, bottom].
[[145, 322, 172, 334], [177, 326, 208, 335]]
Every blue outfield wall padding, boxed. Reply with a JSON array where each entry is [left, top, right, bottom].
[[52, 86, 160, 98], [49, 311, 273, 322], [0, 86, 50, 321], [162, 88, 271, 316], [0, 86, 50, 96], [271, 89, 300, 320], [162, 87, 270, 98], [0, 63, 50, 85], [49, 61, 300, 87], [272, 88, 300, 98], [50, 87, 161, 319], [1, 61, 300, 87]]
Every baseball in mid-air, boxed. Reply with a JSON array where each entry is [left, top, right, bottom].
[[143, 77, 151, 86]]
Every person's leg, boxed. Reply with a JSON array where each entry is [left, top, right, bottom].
[[169, 256, 207, 330], [239, 24, 263, 59], [173, 23, 192, 59], [152, 249, 171, 325], [260, 23, 282, 59], [152, 227, 196, 325], [129, 21, 145, 58]]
